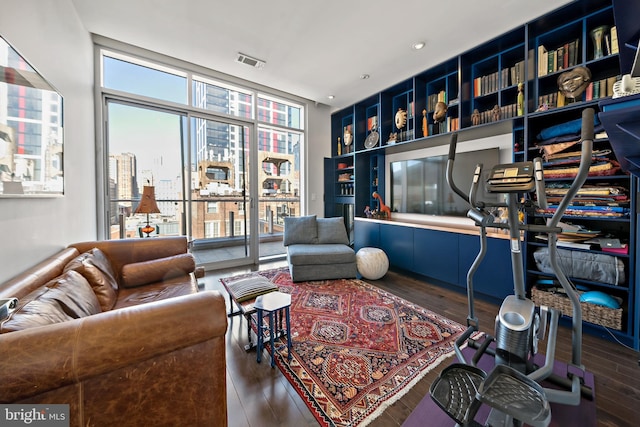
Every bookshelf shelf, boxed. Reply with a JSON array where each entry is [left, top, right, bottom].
[[326, 0, 637, 349]]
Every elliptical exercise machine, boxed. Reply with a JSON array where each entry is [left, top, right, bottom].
[[430, 108, 596, 427]]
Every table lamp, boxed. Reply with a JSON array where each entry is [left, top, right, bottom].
[[134, 185, 161, 237]]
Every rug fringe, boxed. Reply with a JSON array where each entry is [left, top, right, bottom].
[[358, 331, 486, 427], [357, 349, 459, 427]]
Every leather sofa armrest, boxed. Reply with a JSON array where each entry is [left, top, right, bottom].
[[195, 266, 205, 279], [0, 290, 227, 402]]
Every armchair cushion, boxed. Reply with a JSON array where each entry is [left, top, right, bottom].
[[1, 270, 101, 333], [64, 248, 118, 311], [284, 215, 318, 245], [317, 217, 349, 245], [120, 253, 196, 288]]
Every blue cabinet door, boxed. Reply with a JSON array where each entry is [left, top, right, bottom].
[[380, 223, 413, 271], [413, 228, 460, 285], [354, 220, 380, 251], [458, 234, 514, 301]]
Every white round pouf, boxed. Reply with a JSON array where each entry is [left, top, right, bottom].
[[356, 247, 389, 280]]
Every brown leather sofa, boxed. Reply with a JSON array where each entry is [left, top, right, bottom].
[[0, 237, 227, 427]]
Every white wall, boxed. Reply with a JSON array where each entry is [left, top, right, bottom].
[[0, 0, 97, 283], [305, 103, 331, 217]]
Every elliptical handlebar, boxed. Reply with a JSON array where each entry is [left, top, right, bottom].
[[447, 133, 470, 204]]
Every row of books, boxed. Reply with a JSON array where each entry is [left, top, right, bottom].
[[584, 76, 618, 101], [604, 25, 619, 56], [471, 103, 521, 126], [428, 117, 460, 135], [538, 39, 580, 77], [427, 91, 447, 111], [473, 61, 526, 97], [538, 26, 619, 78], [537, 74, 619, 109]]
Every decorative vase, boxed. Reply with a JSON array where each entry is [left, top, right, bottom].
[[590, 25, 608, 60]]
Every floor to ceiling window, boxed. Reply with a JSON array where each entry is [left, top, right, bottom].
[[97, 43, 304, 268]]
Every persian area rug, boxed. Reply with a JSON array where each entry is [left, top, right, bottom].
[[221, 268, 466, 427]]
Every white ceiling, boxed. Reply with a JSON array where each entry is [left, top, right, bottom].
[[70, 0, 572, 111]]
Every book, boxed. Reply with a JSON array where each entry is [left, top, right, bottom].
[[602, 245, 628, 255], [557, 90, 566, 107], [607, 76, 617, 97], [568, 40, 576, 67], [585, 82, 593, 101], [528, 49, 535, 80], [611, 26, 619, 54], [557, 46, 565, 71], [538, 44, 548, 77], [548, 50, 555, 74], [535, 234, 592, 250]]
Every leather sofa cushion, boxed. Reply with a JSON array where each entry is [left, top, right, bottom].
[[120, 253, 196, 288], [1, 270, 101, 333], [64, 248, 118, 311]]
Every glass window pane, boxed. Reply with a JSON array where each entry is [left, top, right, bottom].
[[106, 102, 184, 239], [103, 55, 187, 104], [258, 96, 303, 129], [192, 77, 253, 119]]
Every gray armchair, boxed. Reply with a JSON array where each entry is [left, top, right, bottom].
[[283, 215, 357, 282]]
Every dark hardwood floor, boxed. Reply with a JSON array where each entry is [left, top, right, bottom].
[[202, 261, 640, 427]]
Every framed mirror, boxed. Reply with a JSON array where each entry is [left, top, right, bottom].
[[0, 35, 64, 197]]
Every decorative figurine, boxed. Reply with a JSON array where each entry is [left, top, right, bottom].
[[536, 103, 549, 112], [395, 108, 407, 130], [337, 136, 342, 156], [492, 104, 501, 122], [422, 109, 428, 137], [364, 205, 372, 218], [589, 25, 608, 60], [343, 126, 353, 153], [517, 82, 524, 116], [372, 191, 391, 219], [433, 101, 447, 123], [557, 66, 591, 99], [387, 132, 398, 144], [471, 109, 481, 126]]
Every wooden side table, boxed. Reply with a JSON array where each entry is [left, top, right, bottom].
[[254, 291, 292, 367]]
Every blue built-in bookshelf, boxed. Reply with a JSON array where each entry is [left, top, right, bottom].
[[326, 0, 640, 350]]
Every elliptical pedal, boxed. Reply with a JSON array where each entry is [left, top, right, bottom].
[[478, 365, 551, 427], [430, 364, 486, 426]]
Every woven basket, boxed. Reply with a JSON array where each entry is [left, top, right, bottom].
[[531, 287, 622, 330]]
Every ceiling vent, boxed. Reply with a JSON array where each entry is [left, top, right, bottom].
[[236, 53, 266, 69]]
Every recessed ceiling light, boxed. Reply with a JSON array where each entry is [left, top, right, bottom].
[[327, 95, 335, 100], [360, 74, 370, 80], [412, 41, 426, 50]]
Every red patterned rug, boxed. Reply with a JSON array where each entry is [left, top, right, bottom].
[[221, 268, 466, 427]]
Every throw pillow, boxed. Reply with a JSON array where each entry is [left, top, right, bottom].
[[283, 215, 318, 246], [120, 253, 196, 288], [64, 248, 118, 311], [222, 274, 278, 303], [317, 217, 349, 245], [0, 270, 101, 333]]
